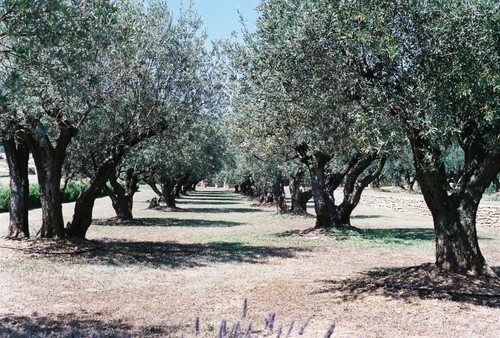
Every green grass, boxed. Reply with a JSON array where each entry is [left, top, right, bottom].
[[359, 228, 435, 245]]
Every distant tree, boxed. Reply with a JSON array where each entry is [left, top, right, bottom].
[[381, 144, 416, 191], [140, 117, 229, 210]]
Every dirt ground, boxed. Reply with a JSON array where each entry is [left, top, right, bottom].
[[0, 186, 499, 337]]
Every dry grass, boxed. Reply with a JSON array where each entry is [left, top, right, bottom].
[[0, 187, 499, 337]]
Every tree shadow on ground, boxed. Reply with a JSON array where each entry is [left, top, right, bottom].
[[275, 227, 435, 244], [177, 207, 260, 214], [91, 240, 305, 268], [93, 217, 244, 228], [0, 314, 134, 337], [187, 194, 241, 199], [176, 199, 242, 205], [12, 239, 308, 269], [0, 313, 183, 337], [188, 191, 238, 198], [314, 263, 500, 308]]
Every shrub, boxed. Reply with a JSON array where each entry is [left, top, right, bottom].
[[62, 182, 86, 202], [0, 181, 87, 213], [28, 184, 41, 209], [0, 186, 10, 211]]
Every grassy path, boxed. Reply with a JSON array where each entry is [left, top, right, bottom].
[[0, 187, 499, 337]]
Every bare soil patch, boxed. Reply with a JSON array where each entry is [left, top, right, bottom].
[[0, 187, 499, 337]]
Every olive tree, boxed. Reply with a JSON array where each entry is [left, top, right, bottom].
[[139, 116, 229, 210], [0, 0, 117, 238], [65, 0, 217, 238], [229, 0, 391, 228], [336, 0, 499, 275]]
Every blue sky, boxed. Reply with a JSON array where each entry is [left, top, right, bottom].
[[166, 0, 261, 43]]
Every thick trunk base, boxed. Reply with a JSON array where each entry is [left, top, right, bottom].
[[4, 137, 30, 238], [434, 208, 492, 276]]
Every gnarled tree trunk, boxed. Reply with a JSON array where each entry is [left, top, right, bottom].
[[273, 179, 287, 213], [68, 188, 99, 238], [104, 168, 140, 221], [24, 125, 76, 239], [289, 169, 312, 214], [419, 173, 494, 275], [334, 154, 386, 227], [240, 176, 256, 196], [3, 137, 30, 238], [301, 152, 336, 229], [146, 178, 163, 200], [174, 173, 191, 197], [67, 123, 167, 239], [161, 177, 177, 209], [67, 153, 123, 238], [411, 130, 499, 276]]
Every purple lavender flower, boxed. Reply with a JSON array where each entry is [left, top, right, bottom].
[[266, 312, 276, 331], [242, 297, 248, 319], [285, 320, 295, 338], [297, 315, 312, 335], [275, 323, 283, 338], [194, 316, 200, 336], [218, 318, 227, 338], [324, 323, 336, 338], [233, 321, 241, 336], [244, 320, 253, 338]]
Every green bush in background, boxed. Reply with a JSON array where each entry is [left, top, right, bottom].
[[0, 186, 9, 211], [0, 182, 87, 212], [62, 182, 87, 203], [28, 184, 41, 209]]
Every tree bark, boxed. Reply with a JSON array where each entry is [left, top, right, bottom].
[[146, 178, 163, 199], [306, 153, 336, 229], [24, 125, 76, 239], [240, 176, 255, 196], [419, 172, 494, 275], [67, 188, 99, 238], [410, 129, 499, 276], [66, 154, 122, 238], [161, 177, 177, 209], [334, 154, 386, 227], [273, 179, 287, 213], [289, 168, 311, 214], [104, 168, 140, 221], [3, 137, 30, 238], [66, 122, 168, 239], [175, 173, 191, 197]]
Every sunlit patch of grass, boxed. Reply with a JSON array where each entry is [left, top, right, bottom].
[[359, 228, 435, 245]]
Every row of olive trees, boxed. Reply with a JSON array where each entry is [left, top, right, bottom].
[[0, 0, 224, 239], [227, 0, 499, 276]]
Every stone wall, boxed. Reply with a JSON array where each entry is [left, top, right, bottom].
[[360, 193, 500, 227]]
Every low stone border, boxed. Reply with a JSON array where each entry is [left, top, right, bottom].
[[360, 194, 499, 227]]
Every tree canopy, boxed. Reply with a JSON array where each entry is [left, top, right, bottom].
[[0, 0, 498, 277]]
